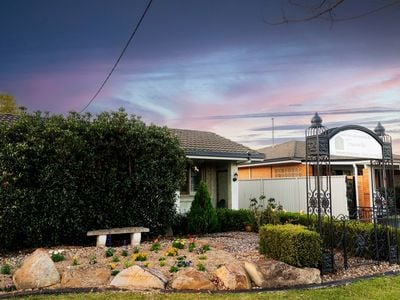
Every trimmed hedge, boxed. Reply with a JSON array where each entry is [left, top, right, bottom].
[[0, 110, 186, 250], [217, 208, 256, 232], [259, 224, 321, 267], [274, 211, 400, 262]]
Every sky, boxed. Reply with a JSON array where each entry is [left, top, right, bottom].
[[1, 0, 400, 153]]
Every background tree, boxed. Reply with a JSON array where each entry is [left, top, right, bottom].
[[0, 93, 22, 114]]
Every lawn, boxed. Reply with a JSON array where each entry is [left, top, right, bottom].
[[16, 274, 400, 300]]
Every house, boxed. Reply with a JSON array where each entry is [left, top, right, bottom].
[[0, 113, 265, 213], [238, 140, 400, 213], [171, 129, 264, 212]]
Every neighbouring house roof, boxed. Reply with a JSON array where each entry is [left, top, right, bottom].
[[239, 139, 400, 167], [171, 128, 264, 161], [257, 140, 305, 161]]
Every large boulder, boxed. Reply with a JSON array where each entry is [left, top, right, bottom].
[[12, 249, 60, 290], [214, 262, 251, 290], [110, 266, 167, 289], [244, 260, 321, 288], [60, 266, 110, 288], [170, 269, 216, 290]]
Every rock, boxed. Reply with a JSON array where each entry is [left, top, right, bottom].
[[110, 266, 167, 289], [61, 267, 110, 288], [12, 248, 60, 290], [214, 263, 251, 290], [257, 260, 321, 288], [244, 261, 265, 287], [171, 269, 216, 290]]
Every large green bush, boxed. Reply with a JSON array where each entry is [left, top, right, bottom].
[[187, 181, 218, 233], [259, 224, 321, 268], [0, 110, 186, 250]]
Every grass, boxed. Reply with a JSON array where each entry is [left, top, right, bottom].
[[15, 274, 400, 300]]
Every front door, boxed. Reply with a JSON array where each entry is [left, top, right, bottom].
[[217, 170, 228, 208]]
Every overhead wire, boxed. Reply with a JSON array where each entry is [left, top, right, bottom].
[[80, 0, 153, 113]]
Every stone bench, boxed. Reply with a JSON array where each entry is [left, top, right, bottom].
[[87, 226, 150, 247]]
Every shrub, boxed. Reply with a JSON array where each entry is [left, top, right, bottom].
[[187, 181, 219, 234], [172, 239, 186, 249], [105, 248, 114, 258], [50, 252, 65, 262], [171, 213, 189, 236], [259, 224, 321, 268], [0, 110, 186, 251], [0, 264, 11, 275], [150, 241, 161, 251], [216, 208, 256, 232]]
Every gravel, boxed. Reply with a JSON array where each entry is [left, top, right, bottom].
[[2, 231, 400, 287]]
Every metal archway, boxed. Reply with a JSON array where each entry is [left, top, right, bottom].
[[305, 113, 398, 273]]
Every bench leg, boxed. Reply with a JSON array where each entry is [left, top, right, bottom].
[[96, 235, 107, 247], [130, 232, 141, 247]]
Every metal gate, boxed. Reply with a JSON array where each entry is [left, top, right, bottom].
[[305, 113, 398, 273]]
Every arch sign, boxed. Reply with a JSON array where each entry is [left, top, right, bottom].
[[329, 129, 382, 159]]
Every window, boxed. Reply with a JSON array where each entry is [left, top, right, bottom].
[[180, 165, 201, 195]]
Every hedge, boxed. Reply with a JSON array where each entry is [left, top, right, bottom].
[[0, 110, 186, 250], [274, 211, 400, 262], [217, 208, 256, 232], [259, 224, 321, 267]]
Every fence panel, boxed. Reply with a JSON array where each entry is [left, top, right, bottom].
[[239, 176, 348, 216]]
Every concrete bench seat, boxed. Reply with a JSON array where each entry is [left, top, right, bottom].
[[87, 226, 150, 247]]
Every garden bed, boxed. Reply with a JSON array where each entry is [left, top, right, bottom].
[[1, 231, 400, 294]]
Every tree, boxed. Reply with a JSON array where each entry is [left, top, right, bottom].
[[266, 0, 400, 25], [0, 93, 22, 114], [187, 181, 219, 234]]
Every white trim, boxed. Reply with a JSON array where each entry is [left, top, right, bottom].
[[187, 155, 263, 161], [238, 160, 302, 167], [353, 163, 359, 208]]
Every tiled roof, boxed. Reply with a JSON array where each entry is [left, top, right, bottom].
[[0, 113, 21, 123], [171, 128, 264, 160], [257, 140, 305, 161], [255, 140, 400, 163]]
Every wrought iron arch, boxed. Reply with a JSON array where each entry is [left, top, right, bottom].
[[305, 113, 398, 274]]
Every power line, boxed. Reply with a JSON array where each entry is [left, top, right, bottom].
[[80, 0, 153, 113]]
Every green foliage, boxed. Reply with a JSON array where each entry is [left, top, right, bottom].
[[89, 255, 97, 265], [169, 265, 179, 273], [217, 208, 256, 231], [111, 255, 120, 262], [111, 270, 120, 276], [188, 242, 196, 252], [105, 248, 115, 258], [198, 255, 207, 260], [159, 261, 166, 267], [202, 244, 210, 252], [0, 263, 11, 275], [172, 239, 185, 249], [171, 213, 189, 235], [259, 224, 321, 268], [51, 252, 65, 262], [0, 110, 186, 250], [121, 249, 129, 257], [133, 247, 140, 254], [150, 241, 161, 251], [196, 262, 206, 271], [0, 93, 22, 114], [72, 257, 79, 266], [187, 181, 219, 233]]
